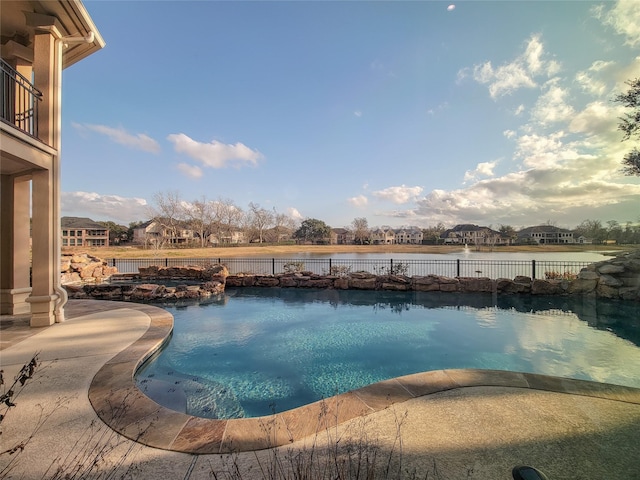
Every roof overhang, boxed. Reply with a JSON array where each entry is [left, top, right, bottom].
[[1, 0, 105, 68]]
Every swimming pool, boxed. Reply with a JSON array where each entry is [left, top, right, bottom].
[[135, 288, 640, 419]]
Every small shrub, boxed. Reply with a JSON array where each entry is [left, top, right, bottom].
[[283, 262, 305, 274], [544, 270, 578, 280], [325, 265, 352, 277]]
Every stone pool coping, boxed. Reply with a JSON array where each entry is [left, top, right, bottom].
[[88, 302, 640, 454]]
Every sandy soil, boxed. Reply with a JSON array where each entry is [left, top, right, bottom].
[[63, 243, 630, 259]]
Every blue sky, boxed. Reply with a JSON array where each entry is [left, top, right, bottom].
[[60, 0, 640, 230]]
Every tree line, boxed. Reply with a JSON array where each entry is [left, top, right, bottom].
[[98, 197, 640, 246]]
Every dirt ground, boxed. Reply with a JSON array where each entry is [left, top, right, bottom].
[[64, 243, 629, 259]]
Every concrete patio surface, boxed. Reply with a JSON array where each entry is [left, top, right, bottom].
[[1, 299, 639, 479]]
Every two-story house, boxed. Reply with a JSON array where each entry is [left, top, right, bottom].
[[133, 219, 196, 246], [394, 227, 424, 245], [517, 225, 576, 244], [61, 216, 109, 247], [370, 227, 395, 244], [1, 1, 104, 326], [441, 224, 511, 246], [330, 228, 355, 245]]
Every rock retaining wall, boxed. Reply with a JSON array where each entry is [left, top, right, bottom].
[[63, 250, 640, 302]]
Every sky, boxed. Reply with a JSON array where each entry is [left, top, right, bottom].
[[60, 0, 640, 231]]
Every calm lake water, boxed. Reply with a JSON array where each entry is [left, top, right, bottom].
[[114, 250, 614, 275], [136, 288, 640, 419]]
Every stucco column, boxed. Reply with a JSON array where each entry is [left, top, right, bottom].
[[28, 168, 58, 326], [26, 29, 60, 327], [0, 175, 32, 314]]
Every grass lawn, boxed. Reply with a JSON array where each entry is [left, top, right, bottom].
[[63, 243, 630, 259]]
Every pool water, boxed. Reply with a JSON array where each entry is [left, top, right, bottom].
[[136, 288, 640, 419]]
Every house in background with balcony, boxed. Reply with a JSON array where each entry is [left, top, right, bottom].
[[61, 216, 109, 247], [208, 229, 247, 245], [1, 1, 104, 326], [394, 227, 424, 245], [330, 228, 354, 245], [441, 224, 512, 246], [132, 219, 196, 247], [371, 227, 396, 244], [517, 225, 576, 244]]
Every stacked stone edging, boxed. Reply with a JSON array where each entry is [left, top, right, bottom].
[[64, 264, 228, 302], [63, 250, 640, 302], [61, 253, 118, 284]]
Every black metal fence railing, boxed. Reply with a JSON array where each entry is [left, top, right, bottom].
[[110, 257, 592, 281], [1, 58, 42, 138]]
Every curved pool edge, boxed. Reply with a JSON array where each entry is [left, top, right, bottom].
[[88, 302, 640, 454]]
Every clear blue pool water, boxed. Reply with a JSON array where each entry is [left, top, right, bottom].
[[136, 288, 640, 419]]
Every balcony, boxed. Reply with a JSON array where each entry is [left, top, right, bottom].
[[1, 58, 42, 139]]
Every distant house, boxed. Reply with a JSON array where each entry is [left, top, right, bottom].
[[517, 225, 575, 244], [208, 230, 246, 245], [371, 227, 395, 245], [331, 228, 354, 245], [61, 217, 109, 248], [441, 224, 510, 246], [133, 219, 195, 246], [394, 227, 424, 245]]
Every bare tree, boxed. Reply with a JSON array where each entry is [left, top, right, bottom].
[[212, 198, 244, 244], [183, 196, 216, 247], [246, 202, 274, 243], [266, 209, 297, 243], [148, 190, 184, 246], [351, 217, 370, 245]]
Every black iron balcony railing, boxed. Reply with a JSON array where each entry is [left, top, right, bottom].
[[1, 58, 42, 138]]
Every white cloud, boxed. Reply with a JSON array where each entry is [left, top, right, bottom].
[[575, 61, 615, 97], [73, 123, 161, 153], [569, 101, 621, 138], [348, 195, 369, 207], [464, 161, 498, 182], [515, 131, 581, 169], [167, 133, 262, 169], [287, 207, 303, 221], [177, 163, 203, 179], [372, 185, 423, 204], [531, 81, 575, 125], [406, 121, 640, 227], [467, 35, 559, 99], [514, 104, 525, 116], [594, 0, 640, 47], [354, 110, 362, 117], [412, 164, 640, 227], [618, 56, 640, 86], [61, 191, 148, 223]]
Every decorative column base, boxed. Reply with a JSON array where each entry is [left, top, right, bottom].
[[26, 294, 59, 327], [0, 287, 33, 315]]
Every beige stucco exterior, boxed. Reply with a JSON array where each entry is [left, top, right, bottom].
[[1, 1, 104, 326]]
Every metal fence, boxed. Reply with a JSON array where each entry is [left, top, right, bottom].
[[1, 58, 42, 138], [110, 257, 592, 280]]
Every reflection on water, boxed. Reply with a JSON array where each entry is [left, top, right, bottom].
[[137, 288, 640, 419], [223, 288, 640, 346]]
